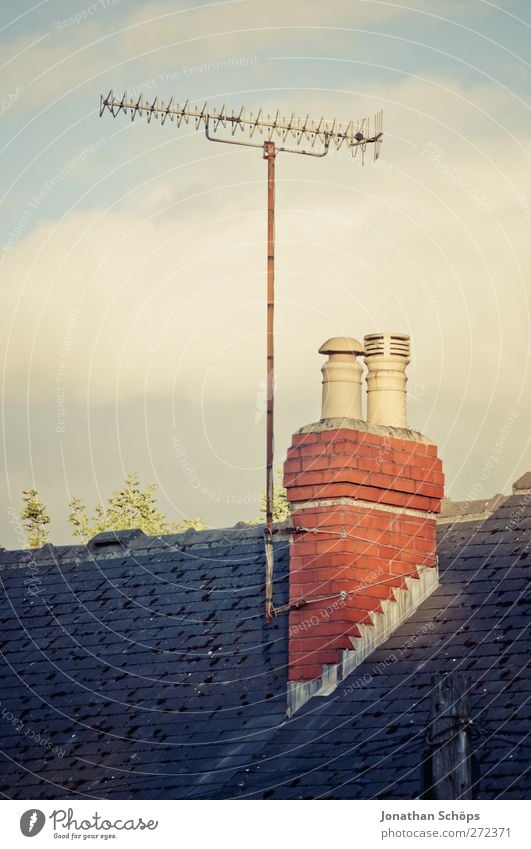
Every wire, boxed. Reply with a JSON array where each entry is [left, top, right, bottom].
[[425, 717, 474, 747], [295, 525, 437, 563], [273, 566, 429, 616]]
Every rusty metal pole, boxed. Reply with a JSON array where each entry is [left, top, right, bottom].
[[265, 140, 276, 529], [264, 140, 276, 622]]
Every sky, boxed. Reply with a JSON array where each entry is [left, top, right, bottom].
[[1, 0, 530, 546]]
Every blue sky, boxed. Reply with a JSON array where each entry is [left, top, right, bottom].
[[1, 0, 530, 545]]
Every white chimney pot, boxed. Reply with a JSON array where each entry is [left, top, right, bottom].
[[318, 337, 364, 421], [364, 332, 410, 428]]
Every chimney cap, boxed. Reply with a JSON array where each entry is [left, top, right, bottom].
[[318, 336, 365, 356], [364, 332, 410, 359]]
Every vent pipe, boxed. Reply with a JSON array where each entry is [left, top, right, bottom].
[[364, 332, 410, 427], [318, 337, 364, 421]]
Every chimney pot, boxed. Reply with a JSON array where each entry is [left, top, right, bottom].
[[364, 332, 410, 428], [318, 336, 364, 421]]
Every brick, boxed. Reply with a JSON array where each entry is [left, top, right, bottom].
[[305, 649, 341, 665], [324, 470, 372, 489], [389, 562, 424, 578], [353, 514, 384, 531], [341, 565, 396, 584], [291, 579, 332, 597], [286, 484, 316, 501], [291, 551, 357, 574], [286, 470, 327, 487], [391, 450, 417, 466], [418, 482, 445, 499], [378, 542, 420, 560], [296, 635, 350, 652], [331, 444, 376, 461], [283, 458, 301, 474], [351, 584, 395, 600], [288, 583, 306, 601], [314, 622, 361, 638], [291, 574, 339, 594], [381, 462, 403, 477], [291, 513, 344, 531], [292, 432, 319, 446], [291, 539, 322, 555], [365, 472, 390, 490], [316, 428, 361, 444], [289, 609, 325, 627], [288, 664, 323, 681], [328, 606, 373, 624], [292, 443, 330, 458], [301, 455, 335, 472], [412, 537, 436, 553], [358, 458, 383, 473], [328, 453, 359, 470]]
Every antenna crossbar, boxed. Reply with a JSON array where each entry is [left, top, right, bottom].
[[100, 91, 383, 159]]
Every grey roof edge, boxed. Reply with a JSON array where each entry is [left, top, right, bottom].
[[438, 493, 507, 522], [513, 471, 531, 494], [0, 519, 293, 568]]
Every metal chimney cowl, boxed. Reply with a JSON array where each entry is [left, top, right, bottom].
[[364, 332, 411, 428]]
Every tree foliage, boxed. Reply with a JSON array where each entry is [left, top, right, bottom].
[[263, 471, 290, 522], [20, 488, 50, 548], [68, 473, 207, 542], [248, 470, 290, 524]]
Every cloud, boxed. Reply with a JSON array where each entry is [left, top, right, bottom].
[[2, 78, 530, 419], [0, 0, 485, 110], [1, 2, 530, 543]]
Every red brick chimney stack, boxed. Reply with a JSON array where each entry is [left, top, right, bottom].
[[283, 333, 444, 713]]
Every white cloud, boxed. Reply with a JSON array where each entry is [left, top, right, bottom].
[[1, 4, 530, 543], [0, 0, 486, 109]]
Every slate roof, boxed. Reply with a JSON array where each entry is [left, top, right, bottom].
[[0, 491, 529, 800], [0, 527, 290, 799]]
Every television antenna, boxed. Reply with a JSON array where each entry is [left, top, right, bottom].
[[100, 91, 383, 622]]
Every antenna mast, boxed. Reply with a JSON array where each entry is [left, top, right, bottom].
[[100, 91, 383, 622]]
